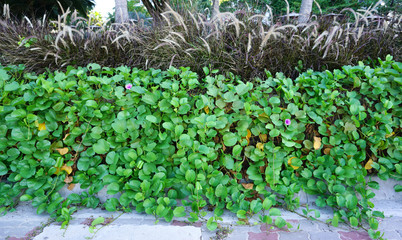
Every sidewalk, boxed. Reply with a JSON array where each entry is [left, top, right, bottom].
[[1, 199, 401, 240], [1, 177, 401, 240]]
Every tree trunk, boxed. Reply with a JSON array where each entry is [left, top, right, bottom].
[[211, 0, 220, 20], [142, 0, 167, 23], [115, 0, 129, 23], [298, 0, 313, 23]]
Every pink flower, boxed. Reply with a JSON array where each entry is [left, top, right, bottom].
[[285, 119, 291, 125], [125, 83, 132, 90]]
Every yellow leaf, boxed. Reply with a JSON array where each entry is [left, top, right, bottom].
[[365, 159, 374, 170], [246, 129, 252, 145], [313, 137, 321, 150], [288, 157, 299, 170], [55, 147, 68, 155], [63, 134, 70, 141], [241, 183, 254, 189], [61, 165, 73, 174], [256, 142, 264, 151], [54, 164, 73, 175], [258, 113, 269, 118], [204, 106, 209, 114], [38, 123, 46, 131], [259, 134, 268, 143], [385, 132, 395, 138]]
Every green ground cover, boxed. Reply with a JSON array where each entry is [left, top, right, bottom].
[[0, 56, 401, 238]]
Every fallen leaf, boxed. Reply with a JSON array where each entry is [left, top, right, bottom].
[[242, 183, 254, 189], [67, 183, 76, 190], [64, 176, 73, 184], [324, 148, 331, 155], [259, 134, 268, 143], [365, 159, 374, 170], [204, 106, 209, 114], [385, 132, 395, 138], [61, 164, 73, 174], [63, 134, 70, 141], [38, 123, 46, 131], [288, 157, 299, 170], [256, 142, 264, 151], [259, 166, 265, 174], [56, 147, 68, 155], [313, 137, 321, 150], [246, 129, 252, 145], [259, 113, 269, 118]]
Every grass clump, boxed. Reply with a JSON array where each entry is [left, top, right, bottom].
[[0, 4, 400, 79]]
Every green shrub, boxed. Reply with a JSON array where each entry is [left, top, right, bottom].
[[0, 57, 401, 238]]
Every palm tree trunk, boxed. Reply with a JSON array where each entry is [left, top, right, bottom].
[[211, 0, 220, 20], [298, 0, 313, 23], [115, 0, 129, 23]]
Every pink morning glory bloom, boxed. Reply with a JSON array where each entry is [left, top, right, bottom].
[[125, 83, 133, 90], [285, 119, 291, 125]]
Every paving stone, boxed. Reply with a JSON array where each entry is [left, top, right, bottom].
[[278, 231, 309, 240], [379, 217, 402, 231], [295, 220, 320, 232], [338, 231, 370, 240], [310, 231, 340, 240], [380, 230, 402, 240], [34, 224, 202, 240], [248, 232, 279, 240]]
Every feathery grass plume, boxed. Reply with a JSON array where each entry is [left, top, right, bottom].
[[0, 3, 400, 79]]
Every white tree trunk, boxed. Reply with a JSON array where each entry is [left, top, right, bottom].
[[211, 0, 220, 20], [298, 0, 313, 23], [115, 0, 129, 23]]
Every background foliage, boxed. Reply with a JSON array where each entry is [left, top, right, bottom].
[[0, 5, 400, 81]]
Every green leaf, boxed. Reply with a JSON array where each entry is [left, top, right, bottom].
[[0, 162, 7, 175], [146, 115, 158, 123], [20, 194, 33, 201], [93, 139, 110, 155], [349, 217, 358, 227], [4, 82, 19, 91], [215, 184, 227, 198], [142, 92, 159, 105], [91, 217, 105, 226], [237, 210, 247, 219], [246, 166, 262, 181], [344, 143, 357, 155], [262, 198, 273, 210], [107, 182, 120, 195], [185, 169, 196, 182], [173, 206, 186, 217], [222, 155, 234, 169], [269, 208, 281, 216], [223, 132, 237, 147], [112, 119, 127, 133], [235, 82, 249, 96], [207, 217, 218, 231], [269, 97, 280, 107], [275, 217, 286, 228], [394, 185, 402, 192], [332, 215, 339, 227], [269, 129, 280, 137]]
